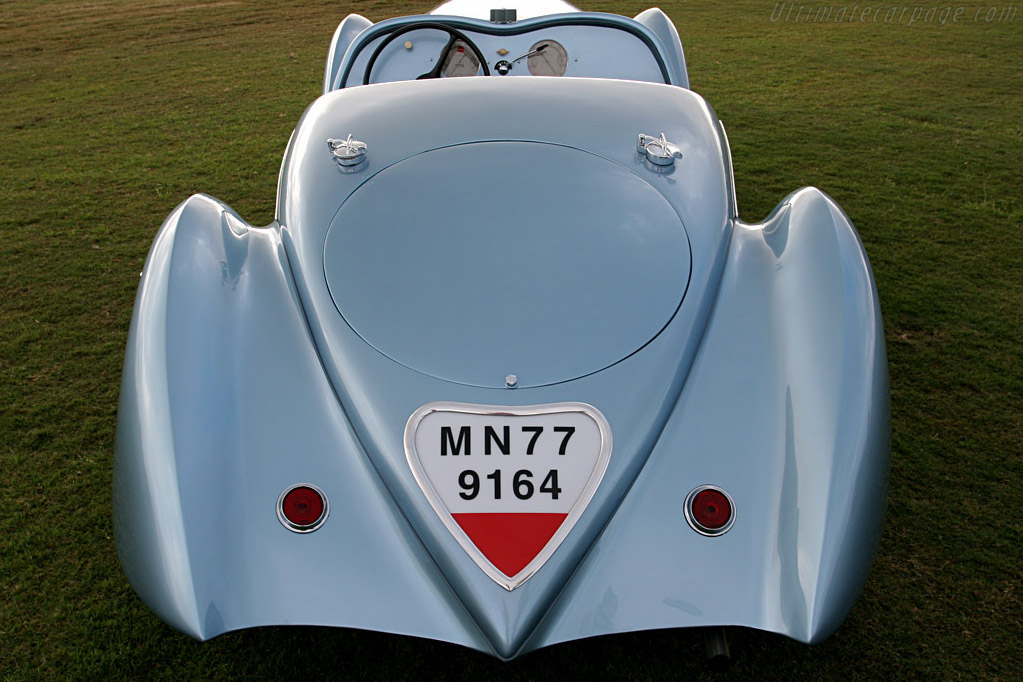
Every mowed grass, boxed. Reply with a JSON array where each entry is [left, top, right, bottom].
[[1, 0, 1020, 679]]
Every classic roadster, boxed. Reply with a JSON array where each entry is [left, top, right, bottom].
[[115, 0, 890, 661]]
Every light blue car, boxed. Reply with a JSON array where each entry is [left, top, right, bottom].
[[115, 0, 890, 662]]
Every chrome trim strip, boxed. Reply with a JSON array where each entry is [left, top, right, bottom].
[[717, 120, 739, 220]]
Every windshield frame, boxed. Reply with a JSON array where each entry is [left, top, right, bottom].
[[334, 12, 677, 90]]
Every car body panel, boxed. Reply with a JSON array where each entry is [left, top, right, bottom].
[[115, 2, 889, 660]]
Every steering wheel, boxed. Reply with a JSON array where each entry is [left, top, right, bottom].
[[363, 22, 491, 85]]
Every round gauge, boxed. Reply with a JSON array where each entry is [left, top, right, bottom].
[[527, 40, 569, 77], [442, 41, 481, 77]]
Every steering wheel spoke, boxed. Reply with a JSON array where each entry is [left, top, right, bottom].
[[416, 36, 457, 80], [364, 22, 490, 85]]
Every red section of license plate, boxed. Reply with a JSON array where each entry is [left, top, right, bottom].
[[453, 512, 568, 577]]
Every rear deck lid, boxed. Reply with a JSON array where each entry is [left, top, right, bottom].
[[323, 140, 691, 388]]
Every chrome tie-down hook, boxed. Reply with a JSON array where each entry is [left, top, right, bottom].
[[637, 133, 683, 168], [327, 134, 368, 168]]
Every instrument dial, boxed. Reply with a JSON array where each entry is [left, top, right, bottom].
[[442, 41, 481, 77], [527, 40, 569, 77]]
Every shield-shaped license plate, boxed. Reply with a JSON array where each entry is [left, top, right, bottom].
[[405, 402, 613, 590]]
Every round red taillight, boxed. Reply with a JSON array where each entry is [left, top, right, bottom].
[[685, 486, 735, 536], [277, 484, 328, 532]]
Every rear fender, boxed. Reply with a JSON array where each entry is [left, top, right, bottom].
[[530, 187, 890, 649], [114, 194, 485, 648]]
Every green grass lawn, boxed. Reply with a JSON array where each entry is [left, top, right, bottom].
[[1, 0, 1020, 679]]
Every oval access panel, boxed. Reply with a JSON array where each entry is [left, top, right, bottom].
[[323, 141, 691, 388]]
